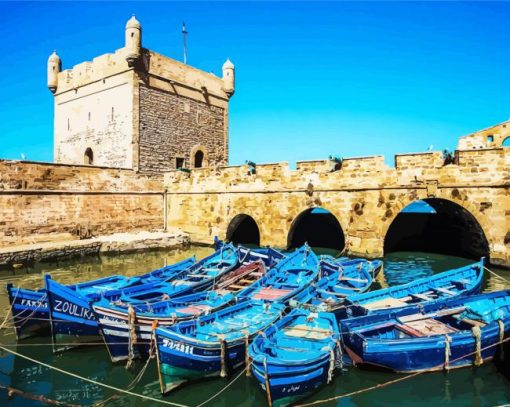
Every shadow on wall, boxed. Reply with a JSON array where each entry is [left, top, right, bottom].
[[226, 214, 260, 246], [384, 199, 490, 260], [287, 208, 345, 252]]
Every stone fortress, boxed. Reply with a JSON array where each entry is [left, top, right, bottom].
[[48, 16, 234, 171], [0, 16, 508, 269]]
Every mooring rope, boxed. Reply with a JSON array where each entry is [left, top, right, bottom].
[[194, 362, 252, 407], [483, 266, 510, 284], [294, 336, 510, 407], [0, 344, 189, 407]]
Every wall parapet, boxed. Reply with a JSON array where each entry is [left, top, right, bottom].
[[164, 148, 509, 194]]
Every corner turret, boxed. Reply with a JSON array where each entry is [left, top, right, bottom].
[[222, 58, 235, 98], [125, 15, 142, 67], [47, 50, 61, 94]]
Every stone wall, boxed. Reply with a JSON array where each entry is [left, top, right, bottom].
[[457, 120, 510, 150], [138, 84, 227, 172], [164, 147, 510, 267], [0, 160, 165, 246]]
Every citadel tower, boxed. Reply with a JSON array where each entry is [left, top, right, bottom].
[[47, 16, 234, 172]]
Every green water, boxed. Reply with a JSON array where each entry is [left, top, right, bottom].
[[0, 248, 509, 406]]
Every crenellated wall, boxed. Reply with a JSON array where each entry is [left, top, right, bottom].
[[164, 147, 510, 267]]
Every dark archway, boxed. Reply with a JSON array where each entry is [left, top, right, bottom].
[[384, 199, 489, 260], [194, 150, 204, 168], [287, 208, 345, 252], [226, 214, 260, 246], [84, 148, 93, 165], [502, 137, 510, 147]]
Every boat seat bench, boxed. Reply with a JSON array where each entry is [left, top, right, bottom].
[[338, 277, 368, 283], [396, 318, 458, 337]]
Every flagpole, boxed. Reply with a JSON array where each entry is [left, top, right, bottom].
[[182, 22, 188, 64]]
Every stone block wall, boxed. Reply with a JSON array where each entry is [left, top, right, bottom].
[[0, 160, 164, 246], [138, 84, 227, 172], [165, 147, 510, 267]]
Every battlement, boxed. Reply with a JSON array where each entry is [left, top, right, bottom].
[[165, 146, 510, 194], [56, 48, 130, 94], [148, 50, 228, 101]]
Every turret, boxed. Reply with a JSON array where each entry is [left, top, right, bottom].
[[47, 50, 61, 94], [125, 15, 142, 67], [222, 58, 235, 97]]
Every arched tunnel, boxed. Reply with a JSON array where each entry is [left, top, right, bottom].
[[226, 214, 261, 247], [384, 199, 489, 260], [287, 208, 345, 252]]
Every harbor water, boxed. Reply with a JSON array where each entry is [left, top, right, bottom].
[[0, 246, 509, 406]]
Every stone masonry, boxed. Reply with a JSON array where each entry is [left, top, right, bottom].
[[164, 145, 510, 268], [138, 84, 227, 172], [48, 17, 233, 172]]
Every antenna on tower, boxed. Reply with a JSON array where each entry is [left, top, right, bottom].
[[182, 21, 188, 64]]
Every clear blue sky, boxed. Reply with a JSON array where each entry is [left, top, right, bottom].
[[1, 1, 509, 166]]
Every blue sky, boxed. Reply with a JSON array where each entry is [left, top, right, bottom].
[[0, 1, 509, 166]]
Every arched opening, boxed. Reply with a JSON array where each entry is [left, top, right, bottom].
[[287, 208, 345, 252], [502, 137, 510, 147], [384, 199, 489, 260], [226, 214, 260, 246], [84, 148, 93, 165], [194, 150, 204, 168]]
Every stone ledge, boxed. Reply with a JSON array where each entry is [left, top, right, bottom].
[[0, 229, 190, 268]]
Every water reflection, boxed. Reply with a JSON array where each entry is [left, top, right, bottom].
[[0, 247, 508, 406]]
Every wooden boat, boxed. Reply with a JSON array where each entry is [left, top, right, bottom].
[[45, 245, 239, 352], [249, 309, 341, 407], [92, 260, 268, 363], [214, 237, 285, 268], [341, 289, 510, 372], [292, 258, 382, 310], [155, 300, 286, 393], [5, 256, 196, 340], [335, 259, 484, 319], [237, 244, 320, 304], [92, 291, 235, 363]]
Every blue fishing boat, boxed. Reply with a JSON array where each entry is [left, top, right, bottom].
[[335, 259, 484, 319], [92, 260, 268, 363], [45, 245, 239, 351], [214, 236, 285, 268], [249, 309, 341, 407], [6, 256, 196, 340], [6, 285, 49, 340], [155, 300, 286, 393], [93, 290, 235, 363], [292, 258, 382, 310], [237, 245, 320, 304], [341, 289, 510, 372]]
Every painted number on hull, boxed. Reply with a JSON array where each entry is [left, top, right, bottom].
[[20, 299, 47, 308], [162, 338, 194, 354]]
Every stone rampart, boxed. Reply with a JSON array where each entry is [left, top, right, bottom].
[[164, 148, 510, 267], [0, 160, 165, 246]]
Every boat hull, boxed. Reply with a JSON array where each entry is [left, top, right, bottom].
[[251, 362, 329, 407], [157, 338, 246, 393], [7, 284, 49, 339], [341, 289, 510, 373]]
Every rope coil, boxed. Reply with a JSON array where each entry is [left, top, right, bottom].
[[126, 304, 137, 369], [472, 325, 483, 366], [498, 319, 505, 360], [444, 334, 452, 371], [219, 336, 227, 378]]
